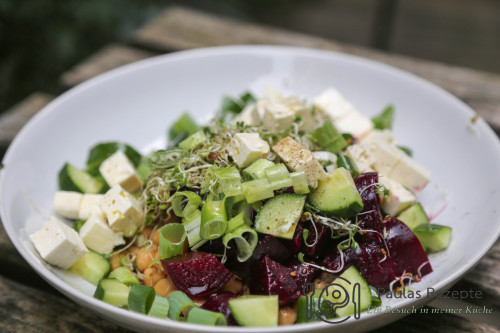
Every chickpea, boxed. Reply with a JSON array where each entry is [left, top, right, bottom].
[[127, 245, 141, 256], [153, 251, 163, 271], [152, 229, 160, 246], [278, 306, 297, 326], [222, 276, 243, 294], [141, 226, 154, 239], [136, 247, 157, 272], [110, 253, 123, 271], [154, 277, 177, 297]]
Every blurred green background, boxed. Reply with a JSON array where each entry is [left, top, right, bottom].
[[1, 0, 499, 113]]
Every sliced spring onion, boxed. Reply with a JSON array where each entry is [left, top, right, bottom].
[[168, 113, 201, 140], [290, 171, 310, 194], [148, 295, 170, 318], [128, 284, 156, 314], [171, 191, 202, 218], [226, 212, 252, 233], [370, 286, 382, 307], [167, 290, 197, 321], [222, 224, 258, 262], [158, 223, 187, 259], [336, 152, 359, 177], [371, 105, 394, 130], [242, 158, 275, 180], [94, 278, 130, 308], [241, 178, 274, 203], [309, 121, 347, 154], [108, 267, 139, 286], [217, 166, 243, 197], [178, 130, 207, 150], [187, 307, 228, 326], [182, 210, 204, 247], [148, 148, 185, 170], [265, 163, 292, 190], [200, 196, 229, 240]]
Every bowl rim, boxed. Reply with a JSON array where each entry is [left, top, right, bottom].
[[2, 44, 500, 332]]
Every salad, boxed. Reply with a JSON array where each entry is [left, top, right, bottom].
[[30, 87, 452, 327]]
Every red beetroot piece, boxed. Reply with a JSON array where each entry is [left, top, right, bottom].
[[355, 172, 382, 217], [300, 220, 330, 258], [250, 256, 318, 305], [201, 292, 239, 326], [161, 252, 233, 298]]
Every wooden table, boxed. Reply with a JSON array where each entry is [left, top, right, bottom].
[[0, 6, 498, 332]]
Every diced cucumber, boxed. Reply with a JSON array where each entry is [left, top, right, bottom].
[[397, 203, 429, 230], [228, 295, 278, 327], [86, 142, 142, 176], [413, 224, 452, 253], [370, 286, 382, 307], [323, 266, 372, 318], [168, 113, 200, 141], [296, 295, 320, 323], [242, 158, 275, 180], [108, 267, 139, 286], [94, 278, 130, 308], [70, 252, 111, 285], [59, 163, 105, 194], [308, 167, 363, 217], [254, 194, 306, 239], [136, 157, 152, 180]]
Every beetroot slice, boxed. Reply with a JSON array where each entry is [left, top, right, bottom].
[[250, 256, 318, 305], [354, 172, 381, 216], [300, 221, 330, 258], [322, 217, 432, 292], [201, 292, 239, 326], [161, 252, 233, 298]]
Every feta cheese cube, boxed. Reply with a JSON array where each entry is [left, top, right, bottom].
[[100, 184, 144, 237], [99, 151, 143, 193], [345, 143, 376, 173], [78, 194, 104, 220], [333, 111, 374, 140], [283, 96, 317, 131], [313, 87, 358, 121], [53, 191, 83, 220], [370, 142, 431, 194], [272, 137, 327, 188], [30, 216, 88, 269], [234, 104, 261, 126], [390, 154, 431, 194], [79, 213, 125, 254], [262, 101, 295, 132], [227, 133, 270, 167], [362, 129, 396, 145], [379, 175, 416, 216], [369, 141, 402, 176], [261, 85, 284, 102]]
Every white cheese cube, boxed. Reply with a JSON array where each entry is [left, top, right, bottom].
[[260, 85, 284, 102], [390, 154, 431, 194], [101, 184, 144, 237], [362, 129, 396, 145], [79, 213, 125, 254], [78, 194, 104, 220], [262, 102, 295, 132], [345, 143, 376, 174], [334, 111, 373, 140], [53, 191, 83, 220], [379, 175, 416, 216], [313, 87, 358, 121], [283, 96, 317, 131], [227, 133, 270, 167], [30, 216, 88, 269], [99, 151, 143, 193], [234, 104, 261, 126], [272, 137, 327, 188], [369, 141, 402, 176]]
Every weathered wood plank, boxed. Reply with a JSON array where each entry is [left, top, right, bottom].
[[0, 92, 54, 148], [0, 275, 129, 333], [133, 6, 500, 130], [60, 43, 156, 88]]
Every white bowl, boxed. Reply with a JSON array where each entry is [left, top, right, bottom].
[[1, 46, 499, 333]]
